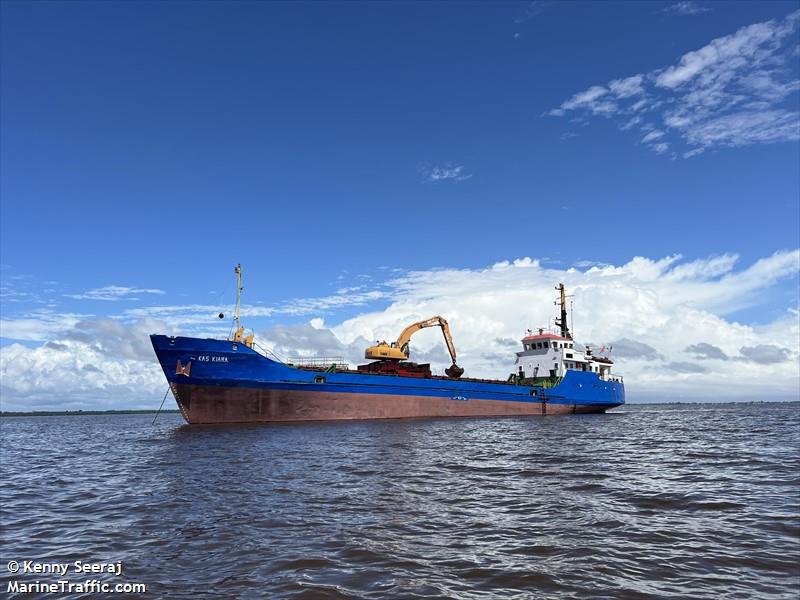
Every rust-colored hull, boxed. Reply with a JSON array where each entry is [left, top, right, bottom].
[[171, 384, 606, 424]]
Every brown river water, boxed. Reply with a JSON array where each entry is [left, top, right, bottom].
[[1, 402, 798, 599]]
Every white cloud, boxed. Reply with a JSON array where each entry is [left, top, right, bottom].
[[609, 75, 645, 98], [61, 317, 174, 361], [551, 85, 615, 116], [420, 163, 473, 182], [680, 110, 800, 147], [652, 141, 670, 154], [662, 2, 710, 16], [2, 251, 798, 410], [120, 288, 389, 332], [573, 259, 609, 268], [621, 116, 643, 130], [549, 9, 800, 156], [0, 341, 164, 411], [327, 250, 800, 400], [65, 285, 165, 301], [654, 19, 790, 89], [641, 130, 665, 143], [549, 76, 647, 119], [0, 310, 86, 341], [563, 85, 608, 107]]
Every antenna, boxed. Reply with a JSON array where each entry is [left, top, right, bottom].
[[569, 298, 574, 339]]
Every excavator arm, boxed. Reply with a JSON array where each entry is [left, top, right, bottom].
[[365, 316, 464, 378]]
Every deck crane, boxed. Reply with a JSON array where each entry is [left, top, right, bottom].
[[365, 316, 465, 378]]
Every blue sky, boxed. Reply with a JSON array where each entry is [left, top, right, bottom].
[[1, 1, 798, 408]]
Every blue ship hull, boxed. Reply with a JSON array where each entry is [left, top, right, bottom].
[[151, 335, 625, 424]]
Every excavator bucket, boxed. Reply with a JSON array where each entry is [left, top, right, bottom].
[[445, 364, 464, 378]]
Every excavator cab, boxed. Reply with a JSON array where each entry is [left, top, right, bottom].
[[364, 340, 406, 361]]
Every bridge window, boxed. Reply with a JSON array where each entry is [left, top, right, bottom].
[[544, 341, 549, 348]]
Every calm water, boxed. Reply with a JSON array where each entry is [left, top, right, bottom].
[[1, 403, 798, 599]]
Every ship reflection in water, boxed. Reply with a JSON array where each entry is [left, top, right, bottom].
[[1, 403, 798, 599]]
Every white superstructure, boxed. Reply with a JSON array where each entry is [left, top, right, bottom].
[[513, 329, 615, 380], [511, 283, 619, 383]]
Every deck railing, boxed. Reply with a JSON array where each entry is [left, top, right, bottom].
[[251, 342, 288, 364], [288, 356, 351, 370]]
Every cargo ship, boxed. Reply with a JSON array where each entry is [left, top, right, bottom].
[[151, 266, 624, 424]]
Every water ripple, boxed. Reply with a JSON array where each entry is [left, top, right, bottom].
[[1, 403, 798, 599]]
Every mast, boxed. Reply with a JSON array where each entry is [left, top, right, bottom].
[[229, 263, 254, 347], [555, 283, 572, 339], [233, 263, 243, 334]]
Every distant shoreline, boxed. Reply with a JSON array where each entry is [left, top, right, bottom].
[[0, 410, 182, 417]]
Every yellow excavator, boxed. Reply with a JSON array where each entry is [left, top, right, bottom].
[[364, 316, 465, 378]]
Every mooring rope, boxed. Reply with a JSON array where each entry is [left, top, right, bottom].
[[152, 386, 171, 425]]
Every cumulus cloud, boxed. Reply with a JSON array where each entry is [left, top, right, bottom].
[[328, 251, 799, 400], [0, 341, 164, 411], [550, 9, 800, 156], [1, 250, 798, 410], [0, 317, 177, 411]]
